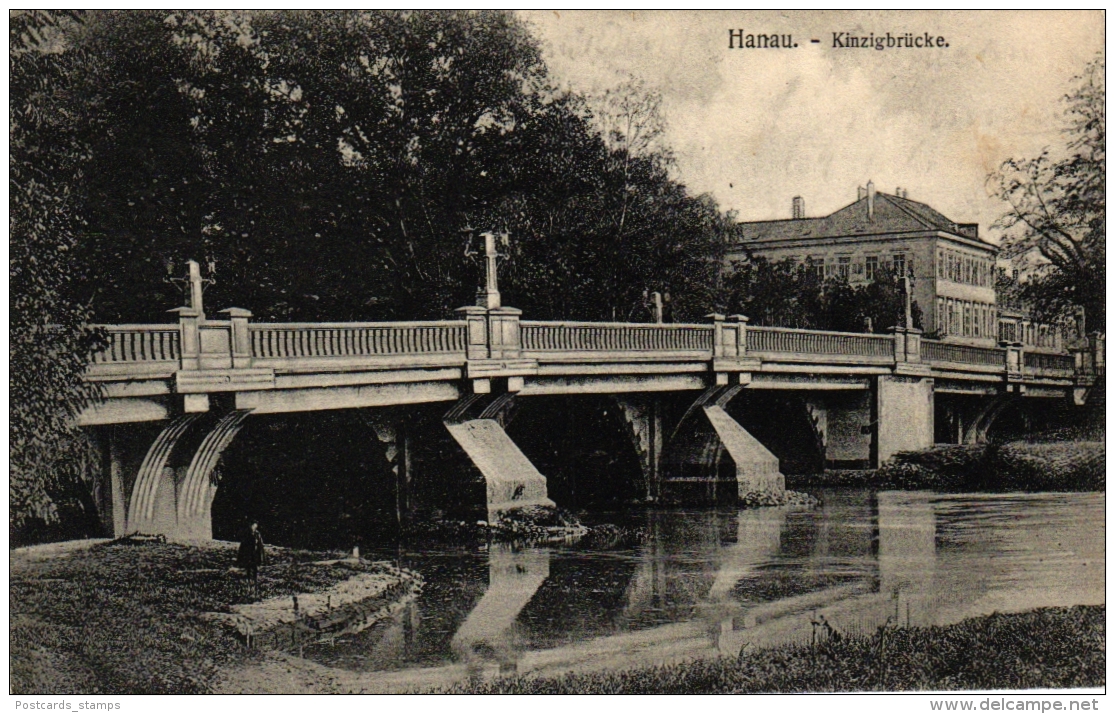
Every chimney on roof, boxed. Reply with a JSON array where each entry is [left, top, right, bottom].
[[858, 186, 867, 201], [867, 180, 875, 220], [896, 186, 902, 197], [792, 196, 805, 219]]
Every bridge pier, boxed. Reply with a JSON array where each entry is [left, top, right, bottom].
[[444, 393, 555, 523], [362, 412, 414, 523], [94, 409, 254, 541], [612, 395, 665, 501], [663, 387, 785, 504], [876, 375, 934, 463], [125, 414, 205, 537]]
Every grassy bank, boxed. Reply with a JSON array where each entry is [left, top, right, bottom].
[[10, 538, 417, 694], [788, 439, 1104, 492], [876, 440, 1104, 492], [442, 606, 1104, 693]]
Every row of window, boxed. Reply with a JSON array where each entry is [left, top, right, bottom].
[[998, 320, 1063, 349], [793, 253, 910, 281], [937, 298, 995, 339], [937, 248, 992, 287]]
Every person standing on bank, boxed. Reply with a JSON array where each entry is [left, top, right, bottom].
[[237, 521, 266, 595]]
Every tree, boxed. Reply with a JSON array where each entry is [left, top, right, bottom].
[[11, 11, 737, 538], [989, 54, 1105, 331], [721, 258, 921, 332], [10, 10, 105, 541]]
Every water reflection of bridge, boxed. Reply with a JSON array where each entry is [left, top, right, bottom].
[[342, 491, 943, 688]]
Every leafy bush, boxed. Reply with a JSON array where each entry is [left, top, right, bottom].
[[875, 441, 1104, 492]]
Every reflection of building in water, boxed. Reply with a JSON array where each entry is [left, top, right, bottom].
[[451, 544, 550, 670]]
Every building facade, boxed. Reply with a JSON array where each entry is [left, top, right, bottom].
[[728, 182, 1001, 347]]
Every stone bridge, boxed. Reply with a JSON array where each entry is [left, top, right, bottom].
[[78, 260, 1102, 540]]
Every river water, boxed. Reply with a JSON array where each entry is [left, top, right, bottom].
[[304, 490, 1104, 691]]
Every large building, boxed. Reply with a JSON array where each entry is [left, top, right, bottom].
[[728, 181, 1001, 346]]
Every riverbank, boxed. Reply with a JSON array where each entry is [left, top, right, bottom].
[[441, 606, 1104, 693], [788, 438, 1104, 492], [10, 538, 420, 694]]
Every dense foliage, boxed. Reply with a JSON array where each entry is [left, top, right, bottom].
[[990, 54, 1105, 331], [720, 257, 923, 332], [10, 10, 731, 536], [10, 11, 105, 541]]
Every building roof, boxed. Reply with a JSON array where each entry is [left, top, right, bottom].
[[735, 191, 992, 249]]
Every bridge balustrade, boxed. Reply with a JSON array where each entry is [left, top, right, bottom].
[[520, 321, 713, 353], [92, 325, 181, 363], [921, 340, 1005, 368], [249, 322, 468, 359], [747, 326, 893, 358], [1024, 350, 1076, 377]]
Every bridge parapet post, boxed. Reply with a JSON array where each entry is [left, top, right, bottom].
[[890, 326, 923, 365], [220, 308, 253, 369], [1086, 332, 1105, 375], [169, 306, 202, 371], [709, 313, 759, 385], [455, 304, 536, 394], [1002, 341, 1024, 379]]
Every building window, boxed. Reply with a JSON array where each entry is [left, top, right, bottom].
[[937, 298, 946, 334], [937, 250, 945, 279], [964, 304, 972, 336], [974, 304, 981, 337], [893, 253, 906, 277], [812, 258, 825, 279], [866, 255, 879, 281], [838, 256, 851, 279]]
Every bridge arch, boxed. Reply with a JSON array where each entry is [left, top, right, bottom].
[[721, 391, 826, 475], [505, 395, 646, 510], [210, 408, 405, 548]]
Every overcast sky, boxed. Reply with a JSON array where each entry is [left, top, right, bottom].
[[520, 10, 1103, 243]]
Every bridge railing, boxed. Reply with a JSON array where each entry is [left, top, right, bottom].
[[91, 325, 181, 363], [1024, 350, 1076, 377], [249, 322, 468, 360], [747, 326, 894, 359], [521, 321, 713, 354], [921, 340, 1006, 368]]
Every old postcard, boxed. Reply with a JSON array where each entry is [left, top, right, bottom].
[[10, 9, 1104, 702]]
